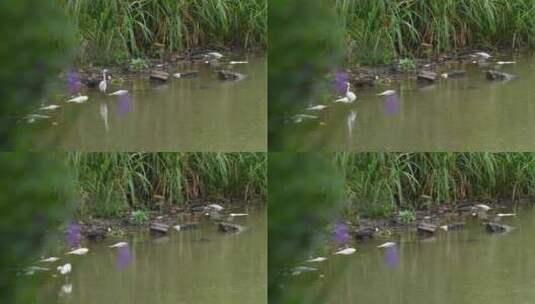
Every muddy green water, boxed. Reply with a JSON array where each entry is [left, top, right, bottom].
[[291, 53, 535, 151], [35, 56, 266, 151], [35, 209, 266, 304], [293, 207, 535, 304]]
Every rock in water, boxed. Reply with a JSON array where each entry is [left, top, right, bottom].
[[218, 222, 246, 233], [217, 70, 246, 81], [486, 70, 518, 81], [486, 222, 514, 233], [354, 227, 376, 239]]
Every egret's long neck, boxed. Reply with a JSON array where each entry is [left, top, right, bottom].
[[102, 71, 107, 82]]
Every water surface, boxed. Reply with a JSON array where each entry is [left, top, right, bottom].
[[294, 206, 535, 304], [36, 209, 266, 303], [290, 53, 535, 151], [35, 56, 266, 151]]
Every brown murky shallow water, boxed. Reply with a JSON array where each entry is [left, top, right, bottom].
[[32, 55, 266, 151]]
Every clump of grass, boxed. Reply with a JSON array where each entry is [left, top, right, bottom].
[[66, 152, 266, 219], [57, 0, 267, 64], [334, 153, 535, 218], [335, 0, 535, 65]]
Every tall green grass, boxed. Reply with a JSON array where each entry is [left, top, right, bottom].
[[335, 0, 535, 64], [334, 153, 535, 217], [67, 152, 266, 218], [57, 0, 267, 63]]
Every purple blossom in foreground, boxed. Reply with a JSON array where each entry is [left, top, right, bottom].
[[383, 94, 400, 116], [384, 246, 399, 268], [117, 94, 132, 117], [67, 70, 81, 94], [332, 222, 351, 244], [66, 221, 82, 248], [116, 245, 132, 269], [333, 70, 349, 94]]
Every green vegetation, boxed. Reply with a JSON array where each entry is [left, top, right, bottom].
[[67, 152, 267, 218], [335, 153, 535, 218], [335, 0, 535, 64], [58, 0, 267, 64]]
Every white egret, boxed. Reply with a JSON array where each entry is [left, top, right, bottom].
[[66, 95, 88, 103], [377, 242, 396, 248], [307, 105, 328, 111], [99, 69, 108, 93], [306, 257, 327, 263], [67, 248, 89, 255], [377, 90, 396, 96], [109, 242, 128, 248], [334, 82, 356, 103], [334, 247, 356, 255], [57, 263, 71, 275], [40, 257, 60, 263], [108, 90, 128, 96]]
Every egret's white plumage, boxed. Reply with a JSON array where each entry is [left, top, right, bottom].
[[229, 213, 248, 217], [99, 69, 108, 93], [108, 90, 128, 96], [66, 96, 88, 103], [108, 242, 128, 248], [229, 61, 248, 65], [377, 242, 396, 248], [205, 52, 223, 59], [334, 248, 356, 255], [497, 213, 516, 217], [306, 257, 327, 263], [61, 283, 73, 294], [57, 263, 71, 275], [67, 248, 89, 255], [334, 82, 357, 103]]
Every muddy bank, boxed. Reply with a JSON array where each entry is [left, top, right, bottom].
[[341, 48, 521, 89], [71, 200, 261, 241], [64, 48, 263, 85], [342, 198, 530, 242]]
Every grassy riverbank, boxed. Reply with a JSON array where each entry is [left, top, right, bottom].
[[335, 153, 535, 218], [336, 0, 535, 65], [67, 152, 267, 218], [58, 0, 267, 64]]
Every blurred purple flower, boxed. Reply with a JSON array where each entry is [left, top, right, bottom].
[[332, 222, 351, 245], [116, 245, 132, 269], [383, 94, 400, 116], [117, 94, 132, 117], [333, 70, 349, 94], [384, 246, 399, 268], [67, 71, 81, 94], [66, 221, 82, 248]]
